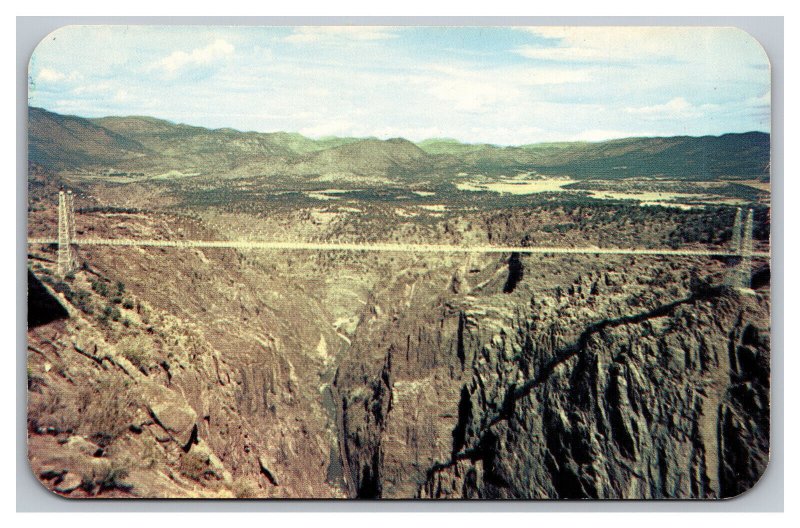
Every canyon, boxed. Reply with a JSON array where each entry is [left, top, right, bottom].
[[26, 108, 770, 499]]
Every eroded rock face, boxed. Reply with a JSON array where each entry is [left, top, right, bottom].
[[26, 212, 347, 499], [147, 388, 198, 448], [336, 261, 770, 499], [26, 202, 770, 500]]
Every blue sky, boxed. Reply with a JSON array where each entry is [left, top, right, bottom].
[[28, 25, 771, 145]]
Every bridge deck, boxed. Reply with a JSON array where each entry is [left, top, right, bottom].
[[26, 237, 770, 258]]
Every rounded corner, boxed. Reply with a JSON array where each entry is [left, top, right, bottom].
[[25, 448, 82, 501], [28, 25, 78, 81], [718, 451, 772, 501], [726, 26, 772, 72]]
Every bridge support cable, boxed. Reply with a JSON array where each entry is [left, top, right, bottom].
[[31, 197, 768, 274]]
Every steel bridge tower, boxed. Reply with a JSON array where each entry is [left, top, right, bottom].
[[726, 208, 755, 289], [56, 190, 77, 277]]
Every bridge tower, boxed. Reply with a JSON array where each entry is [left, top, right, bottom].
[[725, 208, 754, 289], [56, 190, 77, 277], [730, 208, 743, 254], [67, 189, 75, 239], [740, 208, 754, 288]]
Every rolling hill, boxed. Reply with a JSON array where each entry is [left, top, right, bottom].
[[28, 107, 770, 182], [28, 107, 148, 170]]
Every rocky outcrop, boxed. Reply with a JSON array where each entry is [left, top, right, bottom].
[[337, 260, 770, 499], [26, 212, 347, 498], [146, 386, 198, 449]]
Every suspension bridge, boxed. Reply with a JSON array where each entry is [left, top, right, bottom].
[[30, 191, 768, 288]]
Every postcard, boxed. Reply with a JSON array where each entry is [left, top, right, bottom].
[[27, 25, 770, 499]]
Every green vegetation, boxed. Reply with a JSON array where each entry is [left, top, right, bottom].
[[667, 206, 770, 247], [44, 277, 93, 314], [81, 456, 133, 495], [100, 304, 122, 323], [179, 450, 214, 482], [90, 279, 109, 297], [78, 206, 142, 214], [117, 335, 154, 371], [28, 376, 136, 446], [29, 106, 769, 182]]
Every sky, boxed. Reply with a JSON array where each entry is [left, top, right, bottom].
[[28, 25, 771, 145]]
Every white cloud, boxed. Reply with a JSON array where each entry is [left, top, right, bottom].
[[425, 64, 590, 86], [284, 26, 397, 44], [72, 82, 113, 96], [623, 97, 727, 121], [113, 89, 130, 103], [153, 39, 235, 75], [35, 68, 81, 84], [299, 119, 361, 138], [567, 129, 659, 142], [410, 64, 590, 112], [29, 27, 771, 145], [303, 87, 330, 98], [515, 27, 767, 67], [625, 97, 696, 117], [747, 91, 771, 107], [36, 68, 64, 82], [423, 78, 519, 112], [461, 125, 546, 145]]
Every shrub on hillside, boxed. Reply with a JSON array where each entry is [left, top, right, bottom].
[[179, 449, 212, 482], [80, 456, 133, 495], [117, 335, 154, 371], [81, 379, 137, 447], [90, 279, 109, 297]]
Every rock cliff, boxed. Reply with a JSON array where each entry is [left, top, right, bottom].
[[335, 257, 770, 499]]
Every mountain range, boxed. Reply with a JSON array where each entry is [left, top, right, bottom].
[[28, 106, 770, 181]]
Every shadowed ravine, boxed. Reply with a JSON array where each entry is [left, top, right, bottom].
[[425, 284, 730, 482]]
